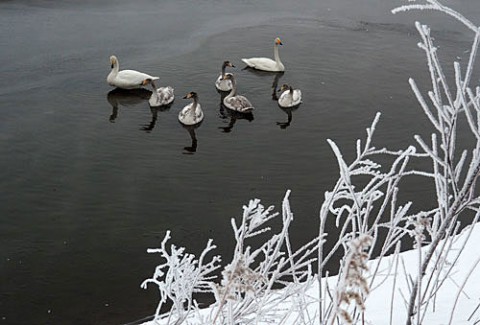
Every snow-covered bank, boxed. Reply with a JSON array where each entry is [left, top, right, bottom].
[[141, 223, 480, 324], [363, 223, 480, 324]]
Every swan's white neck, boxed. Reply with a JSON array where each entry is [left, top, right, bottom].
[[273, 44, 282, 66], [108, 61, 119, 84], [111, 61, 119, 76]]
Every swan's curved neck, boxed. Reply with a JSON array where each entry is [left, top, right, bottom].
[[111, 61, 119, 76], [273, 44, 282, 66], [190, 97, 198, 114], [150, 81, 158, 97], [225, 78, 237, 99], [221, 63, 226, 77]]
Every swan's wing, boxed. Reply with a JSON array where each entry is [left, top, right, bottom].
[[278, 91, 290, 104], [179, 104, 204, 125], [241, 58, 255, 67], [149, 86, 174, 107], [226, 95, 254, 112], [241, 58, 280, 72], [195, 105, 204, 121], [179, 103, 192, 120], [158, 86, 175, 104], [117, 70, 159, 86], [278, 90, 302, 107], [215, 74, 233, 91], [242, 57, 272, 68], [293, 90, 302, 104], [278, 91, 295, 107]]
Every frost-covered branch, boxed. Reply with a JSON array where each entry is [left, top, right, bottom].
[[392, 0, 478, 33], [212, 190, 321, 324], [143, 191, 321, 325], [141, 231, 221, 324], [316, 3, 480, 323], [392, 1, 480, 324]]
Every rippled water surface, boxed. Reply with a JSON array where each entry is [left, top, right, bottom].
[[1, 0, 479, 323]]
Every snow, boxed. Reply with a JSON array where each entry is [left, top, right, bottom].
[[362, 223, 480, 324], [141, 223, 480, 324], [256, 223, 480, 325]]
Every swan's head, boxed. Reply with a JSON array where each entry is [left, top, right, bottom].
[[223, 60, 235, 68], [279, 84, 291, 92], [110, 55, 118, 68], [275, 37, 283, 46], [183, 91, 198, 100]]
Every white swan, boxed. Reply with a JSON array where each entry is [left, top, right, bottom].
[[178, 92, 204, 125], [241, 37, 285, 72], [215, 60, 235, 91], [222, 74, 254, 113], [148, 80, 174, 107], [107, 55, 159, 89], [278, 84, 302, 108]]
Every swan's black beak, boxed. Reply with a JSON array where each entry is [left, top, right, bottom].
[[111, 64, 114, 68], [279, 41, 283, 45], [183, 95, 188, 99]]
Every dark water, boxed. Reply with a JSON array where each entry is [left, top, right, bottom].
[[1, 0, 479, 324]]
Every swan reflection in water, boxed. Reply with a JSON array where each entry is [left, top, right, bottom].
[[181, 123, 201, 154], [107, 88, 172, 132], [242, 67, 284, 101], [218, 92, 254, 133], [141, 104, 172, 133], [276, 105, 299, 129], [241, 69, 300, 129], [107, 88, 151, 123]]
